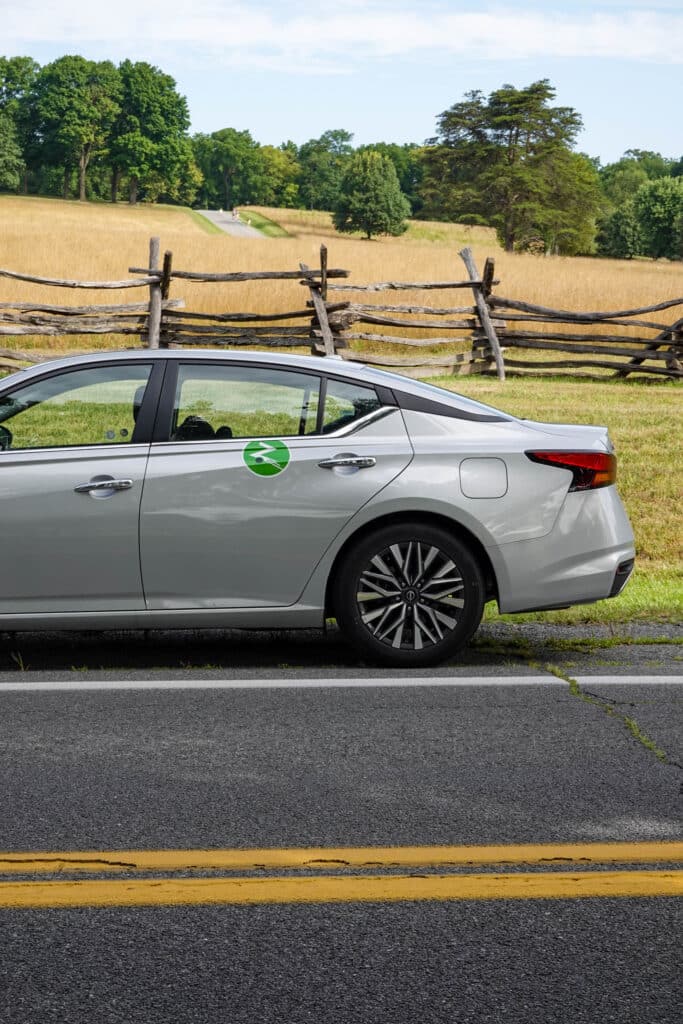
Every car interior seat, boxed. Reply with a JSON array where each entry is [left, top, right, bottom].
[[172, 415, 216, 441]]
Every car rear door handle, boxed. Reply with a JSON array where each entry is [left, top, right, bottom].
[[74, 478, 133, 493], [318, 456, 376, 470]]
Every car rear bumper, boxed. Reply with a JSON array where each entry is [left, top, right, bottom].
[[492, 487, 636, 614]]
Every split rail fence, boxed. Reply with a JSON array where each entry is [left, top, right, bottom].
[[1, 238, 681, 381]]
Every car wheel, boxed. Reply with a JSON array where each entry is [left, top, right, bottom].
[[333, 523, 485, 667]]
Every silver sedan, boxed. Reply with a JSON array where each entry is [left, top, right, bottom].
[[0, 350, 635, 666]]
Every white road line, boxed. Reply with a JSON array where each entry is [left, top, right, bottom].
[[0, 675, 679, 692], [574, 675, 683, 686]]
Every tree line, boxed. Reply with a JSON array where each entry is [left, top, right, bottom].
[[1, 55, 682, 257]]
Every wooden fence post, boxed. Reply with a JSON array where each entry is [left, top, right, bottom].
[[459, 247, 505, 381], [301, 261, 336, 357], [159, 249, 173, 349], [147, 237, 161, 349]]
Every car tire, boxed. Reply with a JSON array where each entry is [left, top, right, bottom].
[[333, 522, 485, 667]]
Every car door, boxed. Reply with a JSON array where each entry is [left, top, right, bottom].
[[0, 360, 159, 614], [139, 361, 413, 609]]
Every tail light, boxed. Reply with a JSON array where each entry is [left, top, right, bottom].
[[526, 451, 617, 491]]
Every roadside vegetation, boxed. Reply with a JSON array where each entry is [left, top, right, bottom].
[[0, 194, 680, 623]]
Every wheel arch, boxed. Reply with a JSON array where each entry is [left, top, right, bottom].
[[324, 510, 499, 618]]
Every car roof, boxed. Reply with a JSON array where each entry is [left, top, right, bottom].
[[3, 348, 512, 421]]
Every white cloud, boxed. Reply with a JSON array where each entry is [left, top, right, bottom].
[[2, 1, 683, 69]]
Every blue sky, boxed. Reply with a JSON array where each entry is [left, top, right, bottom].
[[2, 0, 682, 164]]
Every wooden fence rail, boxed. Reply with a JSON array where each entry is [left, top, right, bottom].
[[1, 237, 681, 380]]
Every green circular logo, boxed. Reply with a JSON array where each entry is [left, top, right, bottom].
[[243, 439, 290, 477]]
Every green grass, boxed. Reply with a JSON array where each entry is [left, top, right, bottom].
[[239, 208, 290, 237]]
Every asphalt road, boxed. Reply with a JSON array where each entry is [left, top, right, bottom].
[[0, 624, 680, 1023]]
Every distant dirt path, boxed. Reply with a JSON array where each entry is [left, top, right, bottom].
[[197, 209, 263, 237]]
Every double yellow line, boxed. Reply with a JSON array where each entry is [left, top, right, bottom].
[[1, 841, 681, 908]]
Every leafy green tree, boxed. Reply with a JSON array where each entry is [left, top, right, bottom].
[[298, 129, 353, 210], [0, 56, 39, 116], [536, 150, 604, 254], [422, 80, 588, 252], [599, 158, 650, 208], [358, 142, 423, 214], [0, 111, 24, 190], [597, 201, 643, 258], [192, 128, 265, 209], [33, 55, 121, 201], [0, 56, 39, 191], [622, 149, 673, 179], [633, 177, 683, 259], [333, 149, 411, 239], [109, 60, 193, 204], [258, 145, 300, 206]]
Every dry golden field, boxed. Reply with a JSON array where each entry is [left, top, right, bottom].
[[2, 195, 683, 331]]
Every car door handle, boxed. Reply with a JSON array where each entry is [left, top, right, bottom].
[[318, 456, 377, 470], [74, 478, 134, 493]]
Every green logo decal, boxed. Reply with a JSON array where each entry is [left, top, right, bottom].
[[243, 439, 290, 477]]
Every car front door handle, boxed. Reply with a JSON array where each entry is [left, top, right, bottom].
[[74, 478, 134, 494], [318, 455, 377, 470]]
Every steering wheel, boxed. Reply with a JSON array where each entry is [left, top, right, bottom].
[[0, 425, 12, 451]]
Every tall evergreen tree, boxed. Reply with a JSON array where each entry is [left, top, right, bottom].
[[421, 80, 593, 253]]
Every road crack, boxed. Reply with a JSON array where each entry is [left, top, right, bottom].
[[539, 662, 680, 769]]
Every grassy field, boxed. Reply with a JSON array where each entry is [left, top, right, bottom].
[[0, 194, 680, 623]]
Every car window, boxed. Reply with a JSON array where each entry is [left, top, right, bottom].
[[322, 379, 381, 433], [171, 364, 321, 440], [0, 364, 152, 450]]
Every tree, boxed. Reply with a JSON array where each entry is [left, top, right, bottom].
[[536, 150, 604, 254], [0, 112, 24, 190], [358, 142, 423, 214], [192, 128, 265, 209], [298, 130, 353, 210], [333, 150, 411, 239], [597, 202, 643, 259], [421, 80, 591, 252], [0, 56, 39, 192], [633, 177, 683, 259], [600, 158, 650, 208], [258, 145, 300, 207], [33, 56, 121, 201], [0, 56, 39, 115], [108, 60, 193, 204]]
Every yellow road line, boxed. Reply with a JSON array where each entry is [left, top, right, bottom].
[[1, 870, 681, 908], [1, 841, 681, 874]]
